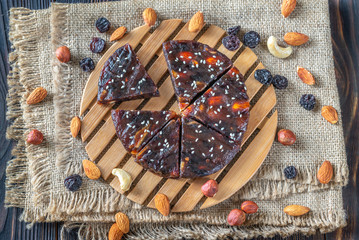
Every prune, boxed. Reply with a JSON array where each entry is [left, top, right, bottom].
[[95, 17, 110, 33], [79, 57, 95, 72], [284, 166, 297, 179], [300, 94, 316, 110], [272, 75, 288, 89], [90, 37, 105, 53], [254, 69, 273, 85], [222, 35, 241, 51], [64, 174, 82, 191], [243, 31, 260, 48], [227, 26, 241, 36]]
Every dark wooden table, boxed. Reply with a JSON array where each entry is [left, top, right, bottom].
[[0, 0, 357, 239]]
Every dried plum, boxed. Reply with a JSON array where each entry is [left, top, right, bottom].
[[300, 94, 316, 110], [80, 57, 95, 72], [222, 35, 241, 51], [95, 17, 110, 33], [227, 26, 241, 36], [90, 37, 106, 53], [272, 75, 288, 89], [243, 31, 260, 48], [284, 166, 297, 179], [64, 174, 82, 191], [254, 69, 272, 85]]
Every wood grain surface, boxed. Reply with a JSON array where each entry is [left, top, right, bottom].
[[0, 0, 357, 239]]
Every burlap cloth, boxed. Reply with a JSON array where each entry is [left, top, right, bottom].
[[5, 1, 349, 239]]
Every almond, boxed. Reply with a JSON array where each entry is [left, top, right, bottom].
[[297, 67, 315, 85], [317, 160, 333, 184], [188, 11, 204, 32], [284, 32, 309, 46], [284, 205, 310, 216], [115, 212, 130, 234], [110, 26, 127, 42], [154, 193, 170, 216], [108, 223, 123, 240], [82, 159, 101, 180], [70, 116, 81, 138], [143, 8, 157, 27], [321, 106, 338, 124], [281, 0, 296, 18], [26, 87, 47, 105], [241, 200, 259, 214]]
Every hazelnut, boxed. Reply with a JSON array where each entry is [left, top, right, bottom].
[[277, 129, 296, 146], [227, 209, 246, 226], [56, 46, 71, 63], [241, 200, 258, 214], [26, 129, 44, 145], [201, 179, 218, 197]]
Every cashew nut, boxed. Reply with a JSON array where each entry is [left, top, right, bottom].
[[112, 168, 132, 192], [267, 36, 292, 59]]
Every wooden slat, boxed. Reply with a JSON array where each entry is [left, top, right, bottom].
[[233, 47, 257, 75]]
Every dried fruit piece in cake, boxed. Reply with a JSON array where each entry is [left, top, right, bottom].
[[183, 67, 250, 144], [111, 109, 176, 155], [163, 40, 232, 111], [98, 43, 159, 104], [180, 117, 240, 178], [136, 119, 181, 178]]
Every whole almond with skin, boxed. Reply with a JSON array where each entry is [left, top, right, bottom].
[[241, 201, 259, 214], [317, 161, 333, 184], [56, 46, 71, 63], [82, 159, 101, 180], [188, 11, 204, 32], [154, 193, 170, 216], [110, 26, 127, 42], [143, 8, 157, 27], [108, 223, 123, 240], [297, 67, 315, 85], [281, 0, 296, 18], [284, 32, 309, 46], [284, 205, 310, 216], [26, 129, 44, 145], [321, 106, 338, 124], [27, 87, 47, 105], [115, 212, 130, 234], [70, 116, 81, 138]]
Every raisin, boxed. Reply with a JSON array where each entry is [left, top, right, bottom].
[[64, 174, 82, 191], [227, 26, 241, 36], [284, 166, 297, 179], [243, 31, 260, 48], [95, 17, 110, 33], [272, 75, 288, 89], [90, 37, 106, 53], [300, 94, 316, 110], [222, 35, 240, 51], [254, 69, 272, 85], [80, 57, 95, 72]]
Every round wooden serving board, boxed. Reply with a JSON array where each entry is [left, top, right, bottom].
[[79, 19, 277, 212]]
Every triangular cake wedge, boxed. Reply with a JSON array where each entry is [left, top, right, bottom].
[[111, 109, 176, 155], [183, 67, 250, 144], [98, 43, 159, 104], [163, 40, 232, 111], [135, 119, 181, 178], [180, 116, 240, 178]]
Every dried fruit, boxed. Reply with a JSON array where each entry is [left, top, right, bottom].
[[79, 57, 95, 72], [56, 46, 71, 63], [70, 116, 81, 138], [277, 129, 296, 146], [243, 31, 260, 48], [154, 193, 170, 216], [254, 69, 273, 85], [272, 75, 288, 89], [95, 17, 110, 33], [201, 179, 218, 197], [188, 11, 204, 32], [321, 106, 338, 124], [241, 201, 258, 214], [222, 35, 240, 51], [300, 94, 316, 110], [64, 174, 82, 191], [115, 212, 130, 234], [108, 223, 123, 240], [227, 209, 246, 226], [90, 37, 106, 53], [112, 168, 132, 192], [284, 32, 309, 46], [281, 0, 297, 18], [267, 36, 292, 58], [26, 129, 44, 145], [284, 166, 297, 179], [110, 26, 127, 42], [297, 67, 315, 85], [82, 159, 101, 180], [317, 160, 333, 184], [284, 205, 310, 216], [227, 26, 241, 36], [143, 8, 157, 26], [26, 87, 47, 105]]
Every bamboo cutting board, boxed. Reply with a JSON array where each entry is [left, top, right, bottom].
[[79, 19, 277, 212]]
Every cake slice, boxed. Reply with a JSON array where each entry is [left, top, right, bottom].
[[98, 43, 159, 104]]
